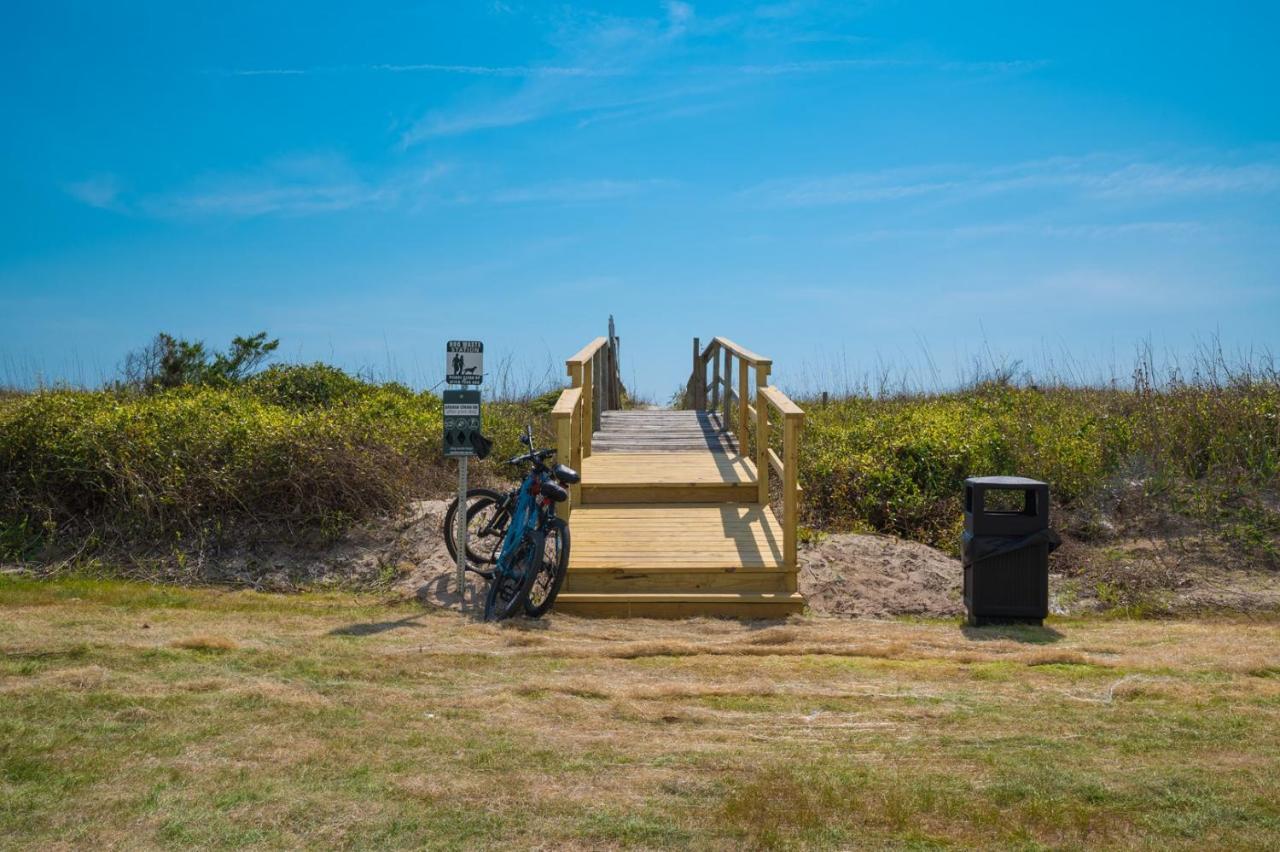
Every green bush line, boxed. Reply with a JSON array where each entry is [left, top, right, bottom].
[[0, 364, 545, 557], [799, 380, 1280, 554], [3, 366, 1278, 565]]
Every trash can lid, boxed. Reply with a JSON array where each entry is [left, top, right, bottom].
[[965, 475, 1046, 487]]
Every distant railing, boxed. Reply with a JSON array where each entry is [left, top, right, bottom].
[[552, 318, 624, 515], [686, 336, 804, 568]]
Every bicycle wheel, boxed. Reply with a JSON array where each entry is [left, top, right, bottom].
[[443, 488, 509, 565], [483, 530, 543, 622], [524, 518, 569, 618]]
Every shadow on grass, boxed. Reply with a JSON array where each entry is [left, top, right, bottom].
[[961, 623, 1065, 644], [328, 613, 428, 636]]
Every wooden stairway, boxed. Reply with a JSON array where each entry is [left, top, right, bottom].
[[551, 337, 805, 618]]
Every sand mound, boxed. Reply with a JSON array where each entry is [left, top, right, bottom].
[[800, 533, 964, 618]]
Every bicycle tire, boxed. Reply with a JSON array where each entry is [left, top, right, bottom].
[[483, 530, 544, 622], [524, 518, 569, 618], [443, 488, 509, 565]]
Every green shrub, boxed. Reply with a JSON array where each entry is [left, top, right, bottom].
[[800, 381, 1280, 553], [0, 381, 544, 558], [246, 363, 370, 408]]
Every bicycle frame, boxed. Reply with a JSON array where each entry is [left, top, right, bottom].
[[492, 473, 539, 578]]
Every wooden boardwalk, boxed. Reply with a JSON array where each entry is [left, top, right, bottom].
[[551, 333, 804, 618]]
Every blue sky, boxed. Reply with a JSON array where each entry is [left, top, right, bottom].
[[2, 1, 1278, 398]]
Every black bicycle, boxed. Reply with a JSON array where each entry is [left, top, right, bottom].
[[444, 426, 577, 619]]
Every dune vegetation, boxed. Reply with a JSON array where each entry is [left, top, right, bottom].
[[2, 334, 1277, 613]]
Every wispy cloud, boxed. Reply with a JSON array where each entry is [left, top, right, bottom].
[[489, 178, 673, 204], [844, 220, 1212, 243], [67, 155, 452, 219], [64, 175, 124, 210], [399, 6, 696, 145], [741, 157, 1280, 207]]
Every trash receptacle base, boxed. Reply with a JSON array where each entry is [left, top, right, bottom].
[[967, 615, 1043, 627]]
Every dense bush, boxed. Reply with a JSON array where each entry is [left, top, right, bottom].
[[800, 378, 1280, 555], [0, 372, 547, 558]]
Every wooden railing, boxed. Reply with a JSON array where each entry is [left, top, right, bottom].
[[552, 318, 624, 515], [686, 337, 804, 568]]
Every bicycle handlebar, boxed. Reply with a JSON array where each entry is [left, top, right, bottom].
[[505, 448, 556, 466]]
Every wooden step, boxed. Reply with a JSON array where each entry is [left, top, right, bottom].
[[568, 503, 785, 569], [563, 570, 793, 594], [580, 452, 757, 504], [554, 592, 805, 619], [593, 411, 735, 453]]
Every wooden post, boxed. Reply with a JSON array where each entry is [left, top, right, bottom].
[[722, 353, 733, 433], [571, 395, 583, 505], [592, 353, 603, 433], [555, 408, 573, 519], [783, 413, 800, 570], [582, 358, 594, 458], [738, 361, 749, 456], [690, 338, 700, 410], [711, 345, 720, 412], [722, 348, 732, 425], [756, 366, 770, 505]]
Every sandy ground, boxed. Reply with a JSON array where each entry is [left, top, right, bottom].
[[799, 533, 964, 618], [28, 498, 1273, 619]]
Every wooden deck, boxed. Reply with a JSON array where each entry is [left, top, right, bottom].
[[550, 338, 805, 619]]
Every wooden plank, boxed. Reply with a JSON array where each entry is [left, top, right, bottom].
[[582, 357, 594, 457], [711, 337, 771, 369], [551, 386, 582, 417], [582, 485, 756, 504], [768, 447, 785, 479], [553, 592, 804, 619], [564, 572, 792, 594], [783, 415, 799, 570], [566, 337, 608, 366], [581, 452, 757, 485], [760, 385, 803, 418]]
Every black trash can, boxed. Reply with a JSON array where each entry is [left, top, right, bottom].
[[962, 476, 1059, 626]]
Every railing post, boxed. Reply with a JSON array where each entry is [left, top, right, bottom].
[[722, 348, 732, 425], [690, 338, 700, 409], [582, 357, 594, 458], [756, 366, 770, 505], [555, 407, 573, 519], [783, 412, 801, 570], [571, 395, 583, 504], [711, 345, 720, 412], [738, 362, 749, 456], [723, 353, 733, 432]]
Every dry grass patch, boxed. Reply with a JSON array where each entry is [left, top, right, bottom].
[[170, 634, 240, 652], [4, 578, 1280, 849]]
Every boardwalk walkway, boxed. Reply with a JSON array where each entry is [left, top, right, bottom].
[[551, 334, 804, 618]]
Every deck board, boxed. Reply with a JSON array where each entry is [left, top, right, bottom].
[[561, 407, 801, 617]]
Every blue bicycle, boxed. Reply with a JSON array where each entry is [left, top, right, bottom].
[[482, 426, 578, 621]]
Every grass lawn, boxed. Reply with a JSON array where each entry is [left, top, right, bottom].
[[2, 576, 1279, 850]]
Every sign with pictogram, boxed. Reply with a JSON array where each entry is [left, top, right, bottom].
[[443, 390, 482, 457], [446, 340, 484, 386]]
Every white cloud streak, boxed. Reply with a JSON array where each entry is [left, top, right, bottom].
[[741, 158, 1280, 207], [64, 175, 124, 209], [71, 156, 453, 219]]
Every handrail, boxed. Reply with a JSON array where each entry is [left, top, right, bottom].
[[685, 336, 803, 569], [711, 337, 772, 369], [551, 385, 582, 417], [759, 385, 802, 417], [558, 319, 625, 483], [551, 386, 584, 512], [567, 337, 609, 366]]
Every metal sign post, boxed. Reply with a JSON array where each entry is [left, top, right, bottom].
[[455, 454, 468, 610], [444, 342, 484, 613]]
